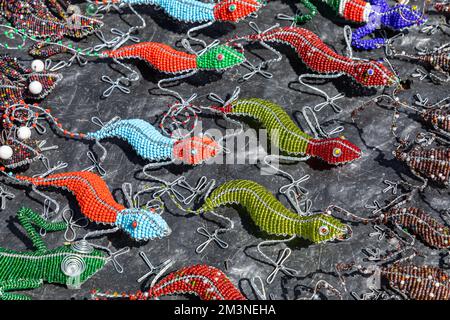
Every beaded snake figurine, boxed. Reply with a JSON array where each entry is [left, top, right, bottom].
[[2, 170, 171, 241], [0, 0, 104, 58], [91, 264, 247, 300], [0, 207, 109, 300], [285, 0, 426, 50], [228, 25, 398, 113]]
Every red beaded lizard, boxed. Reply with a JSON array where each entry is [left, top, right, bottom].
[[91, 264, 246, 300]]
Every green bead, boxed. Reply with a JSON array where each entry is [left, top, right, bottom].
[[86, 3, 98, 16]]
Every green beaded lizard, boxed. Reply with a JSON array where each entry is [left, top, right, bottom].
[[0, 207, 108, 300]]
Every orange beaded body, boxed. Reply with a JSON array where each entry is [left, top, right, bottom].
[[16, 171, 124, 223]]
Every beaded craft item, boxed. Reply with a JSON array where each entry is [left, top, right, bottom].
[[389, 42, 450, 83], [394, 139, 450, 189], [1, 103, 221, 167], [289, 0, 426, 50], [3, 171, 171, 241], [0, 56, 62, 102], [337, 261, 450, 300], [88, 0, 262, 24], [91, 264, 247, 300], [0, 138, 52, 170], [0, 0, 104, 57], [0, 207, 108, 300], [435, 1, 450, 15], [228, 25, 398, 112], [209, 97, 362, 164], [156, 178, 351, 282]]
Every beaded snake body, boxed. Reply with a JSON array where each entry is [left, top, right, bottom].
[[0, 207, 107, 300], [7, 171, 171, 240], [292, 0, 426, 50], [210, 98, 362, 164], [92, 264, 246, 300], [90, 0, 262, 23], [100, 41, 246, 74], [231, 26, 398, 87], [172, 179, 351, 243]]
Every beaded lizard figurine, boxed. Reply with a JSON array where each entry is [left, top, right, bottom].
[[337, 260, 450, 300], [0, 0, 104, 58], [97, 40, 246, 97], [389, 42, 450, 83], [1, 103, 221, 169], [2, 170, 171, 241], [207, 97, 362, 164], [435, 1, 450, 15], [155, 178, 352, 283], [0, 207, 110, 300], [0, 56, 62, 101], [228, 25, 398, 113], [285, 0, 426, 50], [91, 264, 247, 300], [87, 0, 263, 41]]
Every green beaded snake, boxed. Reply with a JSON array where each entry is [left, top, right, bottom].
[[0, 208, 108, 300]]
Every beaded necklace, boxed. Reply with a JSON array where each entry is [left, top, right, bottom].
[[91, 264, 247, 300], [289, 0, 426, 50], [0, 207, 108, 300], [2, 170, 171, 241]]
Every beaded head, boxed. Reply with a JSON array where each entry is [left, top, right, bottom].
[[307, 137, 362, 165], [301, 214, 352, 243], [385, 5, 427, 29], [213, 0, 262, 22], [173, 136, 221, 165], [196, 45, 245, 70], [47, 243, 107, 289], [115, 208, 171, 240], [352, 60, 398, 87]]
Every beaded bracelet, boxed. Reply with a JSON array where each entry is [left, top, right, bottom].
[[2, 170, 171, 241], [91, 264, 247, 300], [288, 0, 426, 50], [0, 207, 109, 300]]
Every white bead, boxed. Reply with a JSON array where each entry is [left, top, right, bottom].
[[28, 81, 43, 95], [31, 59, 45, 72], [0, 145, 13, 160], [17, 126, 32, 140]]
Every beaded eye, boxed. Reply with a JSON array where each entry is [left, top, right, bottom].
[[61, 255, 86, 277], [229, 4, 237, 12], [367, 68, 374, 76], [318, 225, 330, 236], [216, 54, 224, 61], [132, 220, 138, 229], [332, 147, 342, 157]]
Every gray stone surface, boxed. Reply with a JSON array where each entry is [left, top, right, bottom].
[[0, 0, 449, 300]]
